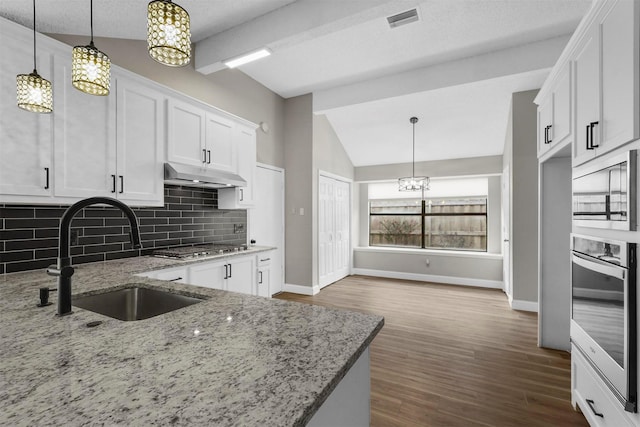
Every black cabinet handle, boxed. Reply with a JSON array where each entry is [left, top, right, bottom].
[[547, 125, 552, 144], [44, 167, 50, 189], [589, 121, 599, 148], [169, 277, 183, 282], [224, 264, 228, 280], [543, 126, 547, 144], [207, 150, 211, 164], [202, 148, 207, 163], [586, 124, 593, 150], [239, 189, 244, 201], [228, 263, 232, 278], [111, 174, 117, 193], [586, 399, 604, 418], [119, 175, 124, 194], [258, 271, 263, 284]]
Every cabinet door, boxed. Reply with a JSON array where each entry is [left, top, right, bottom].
[[167, 98, 206, 167], [235, 125, 256, 206], [116, 75, 165, 206], [189, 261, 227, 290], [573, 29, 600, 166], [598, 0, 638, 156], [226, 256, 256, 295], [205, 112, 236, 173], [537, 98, 553, 156], [552, 63, 572, 148], [257, 264, 271, 298], [53, 54, 116, 198], [0, 28, 53, 198]]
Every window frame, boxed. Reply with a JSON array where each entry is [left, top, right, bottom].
[[369, 196, 488, 252]]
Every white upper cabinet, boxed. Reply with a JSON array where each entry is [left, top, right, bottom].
[[573, 0, 638, 165], [218, 124, 256, 209], [167, 98, 207, 167], [115, 74, 165, 205], [0, 24, 54, 200], [205, 112, 237, 173], [53, 54, 117, 199]]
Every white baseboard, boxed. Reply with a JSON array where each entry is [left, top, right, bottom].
[[283, 283, 320, 295], [510, 299, 539, 312], [351, 268, 503, 290]]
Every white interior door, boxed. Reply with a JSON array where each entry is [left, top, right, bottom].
[[319, 173, 351, 289], [249, 164, 284, 295], [502, 165, 512, 299]]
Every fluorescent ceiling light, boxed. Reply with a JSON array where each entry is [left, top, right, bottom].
[[224, 49, 271, 68]]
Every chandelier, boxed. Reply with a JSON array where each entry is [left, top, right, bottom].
[[398, 117, 429, 192]]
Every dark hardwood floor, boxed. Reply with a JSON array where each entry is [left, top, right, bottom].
[[276, 275, 589, 427]]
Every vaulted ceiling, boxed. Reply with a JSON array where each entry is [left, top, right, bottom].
[[0, 0, 592, 166]]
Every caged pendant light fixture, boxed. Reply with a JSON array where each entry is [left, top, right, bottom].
[[16, 0, 53, 113], [147, 0, 191, 67], [71, 0, 111, 96], [398, 117, 429, 192]]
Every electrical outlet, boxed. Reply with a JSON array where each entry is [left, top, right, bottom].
[[233, 224, 245, 234], [425, 258, 430, 267]]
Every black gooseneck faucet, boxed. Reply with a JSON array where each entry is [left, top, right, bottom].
[[46, 197, 142, 316]]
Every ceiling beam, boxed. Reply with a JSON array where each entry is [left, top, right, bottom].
[[313, 34, 571, 113], [195, 0, 399, 74]]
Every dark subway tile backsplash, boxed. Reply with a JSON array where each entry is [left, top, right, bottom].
[[0, 185, 247, 274]]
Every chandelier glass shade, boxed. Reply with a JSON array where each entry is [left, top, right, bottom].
[[71, 0, 110, 95], [16, 0, 52, 113], [147, 0, 191, 67], [398, 117, 429, 192]]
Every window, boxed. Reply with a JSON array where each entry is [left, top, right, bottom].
[[368, 178, 488, 252]]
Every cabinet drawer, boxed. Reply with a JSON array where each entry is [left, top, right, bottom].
[[573, 348, 634, 427]]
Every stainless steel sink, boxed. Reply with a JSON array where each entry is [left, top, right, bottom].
[[73, 286, 204, 321]]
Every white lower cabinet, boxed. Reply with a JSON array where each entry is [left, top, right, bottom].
[[572, 345, 635, 427], [257, 254, 272, 297], [141, 254, 258, 296]]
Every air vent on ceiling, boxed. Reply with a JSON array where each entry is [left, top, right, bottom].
[[387, 8, 419, 28]]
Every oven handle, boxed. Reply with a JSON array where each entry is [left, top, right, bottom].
[[572, 252, 625, 280]]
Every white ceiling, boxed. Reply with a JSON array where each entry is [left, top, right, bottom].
[[0, 0, 592, 167]]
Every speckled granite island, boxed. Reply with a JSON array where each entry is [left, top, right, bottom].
[[0, 250, 383, 426]]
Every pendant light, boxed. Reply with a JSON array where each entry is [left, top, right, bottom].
[[72, 0, 110, 96], [398, 117, 429, 192], [147, 0, 191, 67], [16, 0, 53, 113]]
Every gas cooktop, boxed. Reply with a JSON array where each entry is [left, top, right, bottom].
[[151, 244, 247, 259]]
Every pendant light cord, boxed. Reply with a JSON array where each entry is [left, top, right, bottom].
[[32, 0, 36, 71], [412, 120, 416, 177], [90, 0, 94, 45]]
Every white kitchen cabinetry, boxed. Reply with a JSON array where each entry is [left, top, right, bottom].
[[53, 67, 164, 206], [189, 261, 227, 290], [573, 0, 638, 166], [0, 24, 54, 201], [53, 50, 116, 200], [537, 64, 571, 158], [572, 345, 636, 427], [115, 73, 165, 205], [189, 255, 256, 294], [167, 98, 238, 173], [256, 253, 273, 297], [218, 124, 256, 209]]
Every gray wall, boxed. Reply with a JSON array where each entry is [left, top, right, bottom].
[[504, 90, 539, 304], [283, 94, 314, 287], [48, 35, 285, 169], [352, 156, 504, 285]]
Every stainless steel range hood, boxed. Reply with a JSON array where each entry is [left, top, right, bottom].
[[164, 163, 246, 189]]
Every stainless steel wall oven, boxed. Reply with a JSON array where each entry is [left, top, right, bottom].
[[571, 234, 637, 412]]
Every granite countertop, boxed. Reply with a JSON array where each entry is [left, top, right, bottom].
[[0, 250, 384, 426]]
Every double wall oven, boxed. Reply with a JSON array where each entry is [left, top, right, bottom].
[[570, 149, 638, 413]]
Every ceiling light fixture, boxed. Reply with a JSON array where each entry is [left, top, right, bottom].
[[147, 0, 191, 67], [223, 48, 271, 69], [398, 117, 429, 192], [71, 0, 110, 96], [16, 0, 53, 113]]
